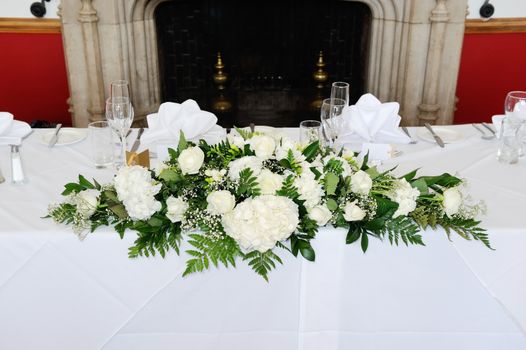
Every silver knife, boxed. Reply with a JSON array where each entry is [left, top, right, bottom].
[[129, 128, 144, 153], [424, 123, 445, 148], [482, 122, 496, 135], [48, 123, 62, 148]]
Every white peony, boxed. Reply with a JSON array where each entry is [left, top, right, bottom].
[[178, 146, 205, 175], [308, 204, 333, 226], [343, 201, 366, 221], [350, 170, 373, 195], [257, 169, 283, 195], [75, 189, 100, 218], [294, 175, 324, 209], [389, 178, 420, 218], [250, 134, 276, 159], [114, 165, 162, 221], [207, 190, 236, 215], [228, 156, 263, 181], [165, 196, 188, 223], [443, 187, 462, 218], [205, 169, 226, 182], [222, 195, 299, 252]]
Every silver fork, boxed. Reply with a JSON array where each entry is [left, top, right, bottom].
[[401, 126, 417, 144], [472, 123, 494, 140]]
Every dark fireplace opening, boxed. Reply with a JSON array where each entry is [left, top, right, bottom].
[[155, 0, 371, 128]]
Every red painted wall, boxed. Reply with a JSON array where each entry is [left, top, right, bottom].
[[0, 32, 70, 126], [454, 32, 526, 124]]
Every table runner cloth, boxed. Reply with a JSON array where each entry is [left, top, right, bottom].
[[0, 125, 525, 350]]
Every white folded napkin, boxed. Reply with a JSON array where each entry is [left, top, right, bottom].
[[336, 94, 410, 145], [0, 112, 32, 146], [142, 100, 225, 145]]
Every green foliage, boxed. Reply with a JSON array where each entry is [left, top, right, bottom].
[[201, 139, 245, 168], [243, 250, 283, 282], [234, 126, 252, 140], [127, 217, 182, 258], [276, 175, 300, 201], [439, 216, 493, 250], [236, 168, 261, 197], [302, 141, 320, 162], [278, 149, 302, 173], [61, 175, 98, 195], [324, 172, 339, 196], [381, 216, 424, 246], [183, 234, 241, 276]]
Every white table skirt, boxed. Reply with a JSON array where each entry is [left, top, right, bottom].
[[0, 125, 525, 350]]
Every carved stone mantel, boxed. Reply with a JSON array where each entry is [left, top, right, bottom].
[[60, 0, 467, 127]]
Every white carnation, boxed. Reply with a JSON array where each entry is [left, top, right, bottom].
[[207, 190, 236, 215], [250, 135, 276, 159], [389, 178, 420, 218], [308, 204, 332, 226], [222, 195, 299, 253], [343, 201, 366, 221], [165, 196, 188, 223], [114, 165, 162, 221], [178, 146, 205, 175], [294, 175, 324, 209], [205, 169, 226, 182], [75, 189, 100, 218], [228, 156, 263, 181], [227, 133, 246, 148], [443, 187, 462, 218], [350, 170, 372, 195], [257, 169, 283, 195]]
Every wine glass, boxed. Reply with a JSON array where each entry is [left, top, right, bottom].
[[320, 97, 346, 148], [331, 82, 350, 106], [504, 91, 526, 156], [111, 80, 130, 101], [106, 97, 133, 168]]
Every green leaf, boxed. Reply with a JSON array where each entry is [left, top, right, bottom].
[[361, 232, 369, 252], [158, 169, 181, 183], [375, 197, 399, 218], [411, 178, 428, 194], [419, 173, 462, 187], [326, 198, 338, 211], [402, 169, 419, 181], [78, 175, 95, 189], [297, 239, 316, 261], [104, 190, 118, 202], [147, 217, 163, 227], [243, 250, 283, 281], [61, 182, 83, 195], [325, 172, 339, 196], [346, 226, 361, 244], [110, 204, 128, 220], [365, 167, 380, 179], [302, 141, 319, 162], [178, 131, 188, 152]]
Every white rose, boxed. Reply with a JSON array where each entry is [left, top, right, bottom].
[[351, 170, 373, 195], [76, 189, 100, 218], [166, 196, 188, 223], [443, 187, 462, 218], [343, 201, 366, 221], [228, 156, 263, 181], [178, 146, 205, 175], [205, 169, 227, 182], [257, 169, 283, 195], [308, 204, 332, 226], [250, 135, 276, 159], [222, 195, 299, 252], [207, 190, 236, 215]]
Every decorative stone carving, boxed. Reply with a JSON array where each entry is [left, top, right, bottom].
[[60, 0, 468, 126]]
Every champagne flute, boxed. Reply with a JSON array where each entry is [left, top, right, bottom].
[[106, 97, 133, 168], [331, 82, 350, 106], [320, 97, 346, 148]]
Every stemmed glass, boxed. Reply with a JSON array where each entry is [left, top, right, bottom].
[[331, 82, 350, 106], [106, 80, 133, 168], [320, 97, 346, 148], [504, 91, 526, 156]]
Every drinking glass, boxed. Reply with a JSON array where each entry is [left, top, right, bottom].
[[504, 91, 526, 155], [331, 82, 350, 106], [88, 121, 114, 168], [299, 120, 322, 145], [111, 80, 130, 101], [106, 97, 133, 168], [320, 98, 346, 147], [497, 117, 521, 164]]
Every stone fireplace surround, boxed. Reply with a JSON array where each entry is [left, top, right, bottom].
[[59, 0, 468, 127]]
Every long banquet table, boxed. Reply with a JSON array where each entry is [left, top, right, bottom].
[[1, 125, 525, 350]]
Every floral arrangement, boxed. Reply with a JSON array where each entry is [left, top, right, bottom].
[[47, 129, 491, 280]]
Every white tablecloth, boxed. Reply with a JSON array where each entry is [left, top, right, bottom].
[[0, 125, 525, 350]]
